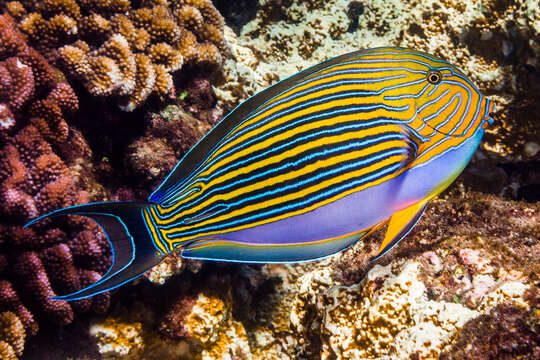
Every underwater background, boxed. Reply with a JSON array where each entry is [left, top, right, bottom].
[[0, 0, 538, 359]]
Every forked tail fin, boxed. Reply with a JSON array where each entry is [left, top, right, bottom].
[[25, 202, 165, 301]]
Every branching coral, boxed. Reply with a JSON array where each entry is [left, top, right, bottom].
[[0, 13, 111, 352], [0, 281, 36, 337], [5, 0, 227, 111], [0, 15, 36, 135], [0, 13, 76, 145], [1, 125, 76, 219], [29, 82, 78, 144], [0, 124, 112, 337]]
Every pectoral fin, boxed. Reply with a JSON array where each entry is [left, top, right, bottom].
[[371, 200, 428, 261]]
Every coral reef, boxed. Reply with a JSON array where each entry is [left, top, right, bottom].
[[86, 286, 250, 360], [0, 12, 111, 350], [0, 12, 225, 357], [0, 124, 112, 336], [162, 292, 250, 359], [180, 77, 222, 125], [90, 317, 144, 357], [440, 289, 540, 359], [125, 104, 212, 189], [290, 260, 532, 359], [0, 14, 59, 140], [5, 0, 227, 111], [333, 189, 539, 290], [0, 1, 537, 359], [207, 5, 540, 354]]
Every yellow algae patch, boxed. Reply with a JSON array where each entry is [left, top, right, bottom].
[[184, 293, 251, 360], [90, 318, 143, 357]]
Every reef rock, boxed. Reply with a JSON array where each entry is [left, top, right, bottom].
[[216, 0, 539, 159], [89, 291, 251, 360], [126, 104, 212, 190], [291, 260, 532, 359]]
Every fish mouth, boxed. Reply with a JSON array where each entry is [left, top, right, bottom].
[[482, 98, 497, 128]]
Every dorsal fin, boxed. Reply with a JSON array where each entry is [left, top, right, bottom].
[[148, 49, 379, 204]]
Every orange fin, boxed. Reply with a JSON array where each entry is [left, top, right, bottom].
[[371, 200, 428, 261]]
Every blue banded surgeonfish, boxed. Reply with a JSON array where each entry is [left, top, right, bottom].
[[26, 47, 496, 300]]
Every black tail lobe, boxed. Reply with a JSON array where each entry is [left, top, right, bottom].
[[25, 201, 165, 301]]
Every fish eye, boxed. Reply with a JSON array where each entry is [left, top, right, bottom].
[[426, 70, 442, 84]]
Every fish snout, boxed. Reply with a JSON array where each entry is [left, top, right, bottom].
[[482, 98, 497, 128]]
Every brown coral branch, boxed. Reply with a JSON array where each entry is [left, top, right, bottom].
[[6, 0, 226, 110]]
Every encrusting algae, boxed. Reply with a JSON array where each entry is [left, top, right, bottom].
[[5, 0, 226, 110]]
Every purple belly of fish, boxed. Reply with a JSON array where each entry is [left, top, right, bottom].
[[180, 130, 483, 262]]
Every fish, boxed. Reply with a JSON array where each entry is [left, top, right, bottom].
[[26, 47, 496, 301]]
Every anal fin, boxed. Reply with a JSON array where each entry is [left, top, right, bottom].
[[181, 230, 370, 263], [371, 200, 428, 261]]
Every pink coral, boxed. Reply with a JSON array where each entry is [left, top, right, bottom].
[[30, 82, 79, 144], [0, 14, 26, 58], [41, 244, 92, 313], [0, 13, 76, 143], [0, 125, 112, 335], [0, 57, 34, 112], [13, 252, 74, 325], [0, 281, 37, 336], [0, 15, 34, 134], [0, 125, 76, 219], [0, 13, 112, 347]]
